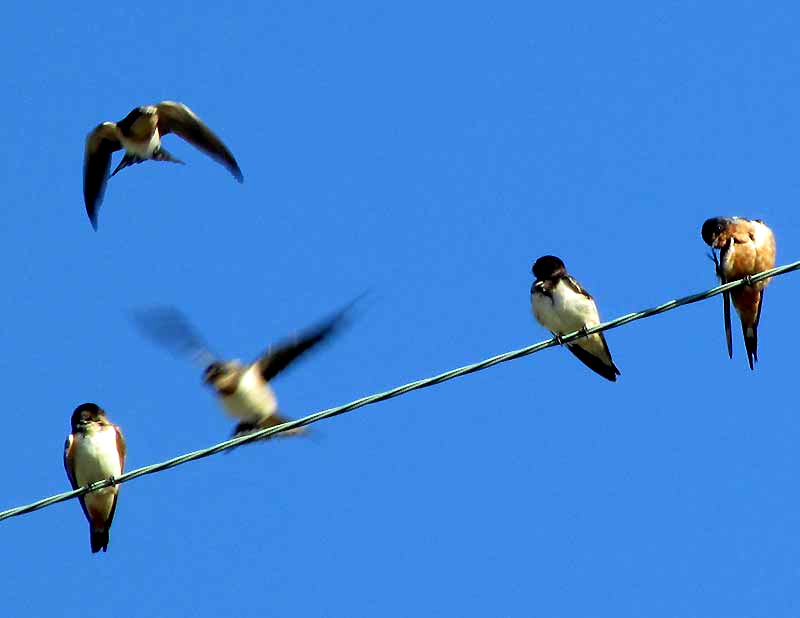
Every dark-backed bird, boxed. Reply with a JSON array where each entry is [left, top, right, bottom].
[[133, 302, 355, 440], [63, 403, 127, 553], [701, 216, 776, 369], [530, 255, 621, 382], [83, 101, 243, 229]]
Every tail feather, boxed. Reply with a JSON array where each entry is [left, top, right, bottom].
[[231, 414, 306, 441], [152, 147, 184, 165], [110, 153, 144, 177], [744, 325, 758, 370], [566, 343, 620, 382], [90, 527, 109, 553]]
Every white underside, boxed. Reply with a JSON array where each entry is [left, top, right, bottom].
[[532, 280, 609, 359], [532, 280, 599, 334], [71, 426, 121, 520], [120, 130, 161, 158], [219, 365, 279, 422]]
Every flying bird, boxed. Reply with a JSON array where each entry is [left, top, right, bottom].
[[701, 216, 776, 369], [63, 403, 127, 553], [530, 255, 621, 382], [133, 302, 356, 440], [83, 101, 243, 229]]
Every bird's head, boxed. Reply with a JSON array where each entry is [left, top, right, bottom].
[[532, 255, 567, 281], [70, 402, 106, 430]]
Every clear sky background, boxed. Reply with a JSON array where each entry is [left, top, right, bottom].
[[2, 1, 799, 616]]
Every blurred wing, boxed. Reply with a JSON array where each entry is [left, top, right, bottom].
[[256, 303, 354, 381], [155, 101, 243, 182], [132, 306, 216, 367], [83, 123, 122, 230]]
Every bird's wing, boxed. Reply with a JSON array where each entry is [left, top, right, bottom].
[[155, 101, 243, 182], [83, 123, 122, 229], [256, 305, 353, 381], [563, 275, 594, 301], [63, 434, 91, 522], [114, 425, 127, 472], [132, 306, 217, 367]]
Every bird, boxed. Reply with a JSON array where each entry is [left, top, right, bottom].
[[83, 101, 244, 229], [701, 216, 776, 369], [133, 301, 356, 440], [63, 403, 127, 553], [530, 255, 621, 382]]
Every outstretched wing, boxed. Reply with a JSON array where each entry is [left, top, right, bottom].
[[83, 123, 122, 230], [256, 302, 356, 381], [132, 306, 217, 367], [155, 101, 243, 182]]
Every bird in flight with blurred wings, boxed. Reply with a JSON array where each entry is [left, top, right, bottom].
[[133, 300, 358, 441]]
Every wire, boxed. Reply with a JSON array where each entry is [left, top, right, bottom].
[[2, 259, 799, 523]]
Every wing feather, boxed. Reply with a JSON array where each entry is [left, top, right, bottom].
[[63, 434, 91, 523], [132, 306, 216, 367], [256, 304, 353, 381], [83, 123, 122, 229], [155, 101, 243, 182], [563, 275, 594, 301]]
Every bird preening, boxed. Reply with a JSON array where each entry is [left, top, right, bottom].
[[701, 216, 776, 369], [83, 101, 243, 230]]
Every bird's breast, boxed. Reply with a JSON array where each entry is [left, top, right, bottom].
[[120, 129, 161, 158], [72, 427, 122, 487], [219, 367, 278, 421], [533, 282, 599, 334]]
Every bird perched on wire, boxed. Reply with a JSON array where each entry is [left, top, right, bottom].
[[63, 403, 127, 553], [83, 101, 243, 229], [133, 300, 359, 441], [701, 216, 776, 369], [530, 255, 621, 382]]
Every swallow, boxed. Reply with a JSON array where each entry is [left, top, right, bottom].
[[133, 301, 356, 440], [701, 216, 776, 369], [63, 403, 127, 553], [530, 255, 621, 381], [83, 101, 244, 229]]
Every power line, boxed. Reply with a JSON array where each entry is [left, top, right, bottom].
[[2, 259, 799, 523]]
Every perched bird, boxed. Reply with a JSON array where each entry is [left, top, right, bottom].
[[701, 216, 776, 369], [134, 302, 356, 440], [83, 101, 244, 229], [530, 255, 621, 382], [63, 403, 127, 553]]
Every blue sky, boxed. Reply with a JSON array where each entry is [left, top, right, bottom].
[[2, 1, 800, 616]]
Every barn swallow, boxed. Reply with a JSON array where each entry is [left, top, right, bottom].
[[83, 101, 244, 229], [701, 216, 776, 369], [63, 403, 126, 553], [531, 255, 621, 382], [134, 301, 355, 440]]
